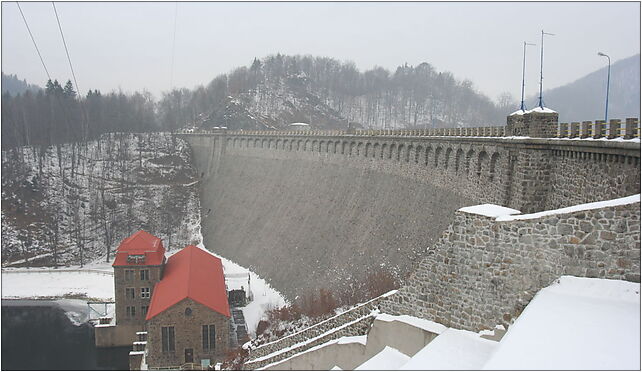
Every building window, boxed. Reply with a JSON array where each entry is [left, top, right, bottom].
[[162, 326, 175, 352], [141, 288, 150, 298], [140, 269, 150, 281], [126, 306, 136, 318], [126, 287, 135, 299], [141, 305, 149, 316], [202, 325, 216, 351], [125, 269, 134, 281], [185, 307, 192, 316]]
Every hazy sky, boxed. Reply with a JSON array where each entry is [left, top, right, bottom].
[[2, 1, 639, 103]]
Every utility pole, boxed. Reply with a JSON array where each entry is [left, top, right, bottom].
[[538, 30, 555, 108]]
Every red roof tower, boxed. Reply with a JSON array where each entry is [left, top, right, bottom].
[[146, 245, 230, 320], [113, 230, 166, 267]]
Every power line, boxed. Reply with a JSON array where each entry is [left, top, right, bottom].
[[52, 2, 81, 96], [169, 1, 178, 90], [16, 2, 51, 81]]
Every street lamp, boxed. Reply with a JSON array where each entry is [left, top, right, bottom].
[[598, 52, 611, 123]]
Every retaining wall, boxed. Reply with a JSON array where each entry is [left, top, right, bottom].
[[379, 196, 641, 332]]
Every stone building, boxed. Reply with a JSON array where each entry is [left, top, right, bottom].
[[95, 230, 166, 348], [145, 245, 231, 368], [113, 230, 166, 328]]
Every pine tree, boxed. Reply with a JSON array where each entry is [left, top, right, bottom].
[[63, 80, 76, 98]]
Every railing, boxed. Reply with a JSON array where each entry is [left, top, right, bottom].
[[558, 118, 640, 139], [175, 126, 508, 137], [175, 118, 640, 140]]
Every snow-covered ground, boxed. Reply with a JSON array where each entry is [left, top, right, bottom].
[[483, 276, 640, 370], [1, 200, 286, 338], [1, 268, 115, 300]]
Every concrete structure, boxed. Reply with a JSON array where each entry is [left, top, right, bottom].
[[177, 116, 640, 301]]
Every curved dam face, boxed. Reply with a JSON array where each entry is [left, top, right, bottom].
[[183, 133, 640, 300], [188, 136, 473, 299]]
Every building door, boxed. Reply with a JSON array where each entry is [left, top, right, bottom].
[[185, 348, 193, 364]]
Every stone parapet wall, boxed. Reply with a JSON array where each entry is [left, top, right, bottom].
[[379, 197, 641, 333], [190, 133, 641, 213], [244, 293, 395, 369], [244, 316, 373, 370]]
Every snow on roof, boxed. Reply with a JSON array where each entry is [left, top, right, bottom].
[[458, 204, 521, 218], [356, 346, 410, 370], [400, 328, 498, 370], [525, 106, 557, 114], [146, 245, 230, 320], [496, 194, 640, 221], [375, 313, 447, 335], [482, 276, 641, 370], [509, 109, 525, 116]]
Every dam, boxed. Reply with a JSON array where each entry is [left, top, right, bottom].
[[178, 114, 640, 302]]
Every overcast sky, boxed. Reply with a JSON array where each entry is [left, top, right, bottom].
[[2, 1, 639, 103]]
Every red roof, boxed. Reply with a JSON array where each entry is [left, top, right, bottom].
[[112, 230, 165, 267], [146, 245, 230, 320]]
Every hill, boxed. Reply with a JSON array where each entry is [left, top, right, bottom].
[[158, 55, 508, 131], [530, 54, 640, 123], [2, 72, 42, 96]]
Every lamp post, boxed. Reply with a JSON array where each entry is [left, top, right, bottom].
[[598, 52, 611, 123], [520, 41, 536, 111]]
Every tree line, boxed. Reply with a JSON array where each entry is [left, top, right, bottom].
[[2, 78, 157, 149], [2, 54, 516, 149]]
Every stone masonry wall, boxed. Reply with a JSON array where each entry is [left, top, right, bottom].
[[146, 298, 230, 368], [244, 293, 391, 369], [380, 199, 641, 333], [547, 150, 641, 210]]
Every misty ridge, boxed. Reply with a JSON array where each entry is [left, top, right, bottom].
[[2, 53, 640, 150]]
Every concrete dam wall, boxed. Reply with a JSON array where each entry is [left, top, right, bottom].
[[182, 132, 640, 300]]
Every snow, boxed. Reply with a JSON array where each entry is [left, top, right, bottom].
[[509, 109, 525, 116], [1, 268, 114, 300], [330, 366, 342, 370], [483, 276, 640, 370], [458, 194, 640, 222], [458, 204, 521, 218], [337, 335, 367, 346], [526, 106, 557, 114], [375, 313, 447, 335], [400, 328, 498, 370], [496, 194, 640, 221], [355, 346, 410, 370]]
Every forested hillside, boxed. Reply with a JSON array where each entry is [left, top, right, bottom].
[[1, 132, 201, 267], [2, 55, 510, 150], [1, 72, 41, 96], [531, 54, 640, 122], [159, 55, 508, 131]]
